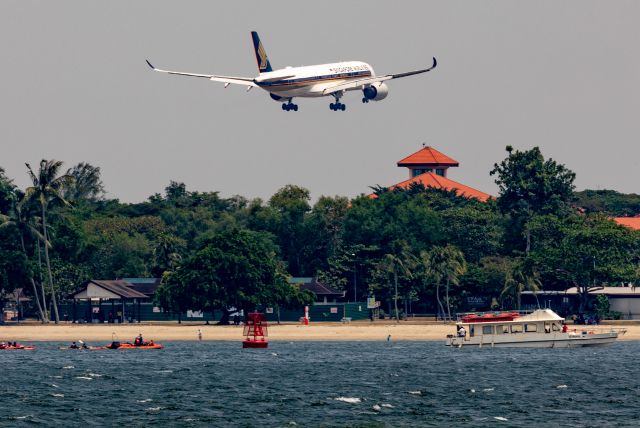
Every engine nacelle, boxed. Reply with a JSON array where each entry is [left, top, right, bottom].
[[362, 82, 389, 101]]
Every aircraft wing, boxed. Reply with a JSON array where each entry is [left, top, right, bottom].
[[146, 60, 258, 87], [322, 57, 437, 95]]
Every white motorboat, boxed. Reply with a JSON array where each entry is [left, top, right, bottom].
[[445, 309, 625, 348]]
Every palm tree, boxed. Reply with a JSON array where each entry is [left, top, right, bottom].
[[501, 259, 541, 310], [0, 194, 48, 321], [422, 245, 467, 321], [21, 160, 73, 323], [378, 243, 415, 322]]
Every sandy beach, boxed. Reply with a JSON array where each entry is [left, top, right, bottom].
[[1, 321, 639, 343]]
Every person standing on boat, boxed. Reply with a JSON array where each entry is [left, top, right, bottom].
[[457, 326, 466, 337]]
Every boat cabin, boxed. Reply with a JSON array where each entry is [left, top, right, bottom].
[[456, 309, 565, 338]]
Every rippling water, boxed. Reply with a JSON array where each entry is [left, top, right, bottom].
[[1, 341, 639, 427]]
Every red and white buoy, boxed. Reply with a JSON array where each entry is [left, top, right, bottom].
[[242, 312, 268, 348]]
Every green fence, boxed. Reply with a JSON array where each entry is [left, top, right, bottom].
[[56, 301, 370, 323]]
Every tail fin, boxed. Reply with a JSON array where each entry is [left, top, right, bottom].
[[251, 31, 273, 73]]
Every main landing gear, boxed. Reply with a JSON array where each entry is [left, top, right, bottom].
[[329, 92, 346, 111], [282, 100, 298, 111], [362, 98, 370, 103]]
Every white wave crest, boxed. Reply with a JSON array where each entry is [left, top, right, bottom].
[[334, 397, 361, 404]]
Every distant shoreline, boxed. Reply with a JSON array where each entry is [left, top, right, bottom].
[[1, 322, 639, 343]]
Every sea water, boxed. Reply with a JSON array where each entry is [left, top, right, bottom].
[[1, 341, 639, 427]]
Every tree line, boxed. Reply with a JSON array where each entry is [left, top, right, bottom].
[[1, 146, 639, 323]]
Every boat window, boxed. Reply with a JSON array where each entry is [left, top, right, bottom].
[[495, 325, 503, 334], [525, 324, 537, 333], [469, 325, 474, 337], [544, 323, 551, 333], [482, 325, 493, 335], [500, 325, 509, 334], [552, 324, 560, 332], [511, 324, 523, 333]]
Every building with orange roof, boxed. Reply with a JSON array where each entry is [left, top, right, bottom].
[[374, 145, 492, 202], [613, 216, 640, 231]]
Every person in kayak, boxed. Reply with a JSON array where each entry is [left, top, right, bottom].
[[69, 341, 79, 349]]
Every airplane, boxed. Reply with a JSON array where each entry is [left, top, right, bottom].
[[146, 31, 437, 112]]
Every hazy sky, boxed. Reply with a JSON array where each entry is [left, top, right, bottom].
[[1, 1, 638, 202]]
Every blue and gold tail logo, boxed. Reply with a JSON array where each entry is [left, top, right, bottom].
[[251, 31, 273, 73]]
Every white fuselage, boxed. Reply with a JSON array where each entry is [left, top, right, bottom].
[[254, 61, 374, 99]]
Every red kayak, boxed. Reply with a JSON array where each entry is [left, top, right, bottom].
[[0, 345, 35, 350], [105, 341, 163, 350]]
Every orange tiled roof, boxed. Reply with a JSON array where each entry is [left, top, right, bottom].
[[397, 146, 459, 167], [614, 217, 640, 230], [387, 172, 492, 202]]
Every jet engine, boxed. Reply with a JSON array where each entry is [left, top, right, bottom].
[[362, 82, 389, 101]]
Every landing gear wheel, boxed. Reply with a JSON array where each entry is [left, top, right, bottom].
[[282, 103, 287, 111], [330, 103, 335, 110], [293, 104, 298, 111], [340, 104, 346, 111]]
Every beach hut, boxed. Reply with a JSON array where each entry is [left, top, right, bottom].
[[71, 280, 148, 323]]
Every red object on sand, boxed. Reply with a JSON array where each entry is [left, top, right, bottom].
[[243, 312, 268, 348]]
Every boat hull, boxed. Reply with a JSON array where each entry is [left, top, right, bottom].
[[446, 332, 619, 348]]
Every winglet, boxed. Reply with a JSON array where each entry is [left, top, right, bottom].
[[146, 59, 155, 70], [432, 57, 437, 69]]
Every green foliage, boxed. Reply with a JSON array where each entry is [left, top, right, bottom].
[[595, 294, 610, 319], [62, 162, 105, 202], [491, 146, 576, 255], [156, 228, 314, 319], [1, 153, 639, 319], [574, 189, 640, 216], [0, 167, 15, 215], [491, 146, 576, 216]]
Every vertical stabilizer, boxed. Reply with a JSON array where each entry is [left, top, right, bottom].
[[251, 31, 273, 73]]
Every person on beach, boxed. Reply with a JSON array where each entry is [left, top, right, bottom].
[[197, 329, 202, 341]]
